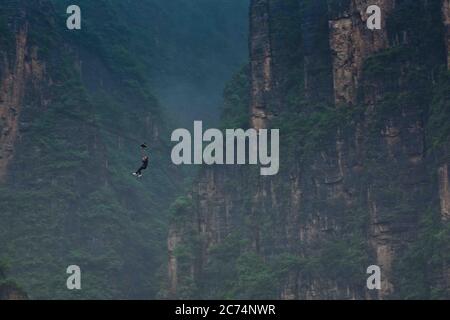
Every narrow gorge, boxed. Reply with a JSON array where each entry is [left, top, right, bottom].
[[0, 0, 449, 301], [0, 0, 249, 300]]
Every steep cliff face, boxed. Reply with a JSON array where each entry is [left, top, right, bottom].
[[0, 0, 179, 299], [168, 0, 450, 300], [440, 0, 450, 222], [249, 0, 303, 129], [249, 0, 272, 129], [437, 0, 450, 294], [0, 5, 47, 181], [330, 0, 427, 298], [439, 161, 450, 221], [443, 0, 450, 69], [329, 0, 394, 105], [0, 1, 50, 300]]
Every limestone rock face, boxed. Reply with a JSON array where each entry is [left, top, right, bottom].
[[329, 0, 394, 106], [440, 0, 450, 224], [249, 0, 272, 129], [249, 0, 303, 129], [0, 12, 48, 181], [439, 163, 450, 221], [443, 0, 450, 69], [168, 0, 450, 300]]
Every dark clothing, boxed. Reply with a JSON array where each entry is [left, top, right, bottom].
[[136, 158, 149, 175], [142, 158, 149, 169], [136, 165, 146, 175]]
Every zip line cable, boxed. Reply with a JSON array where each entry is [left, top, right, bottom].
[[43, 107, 182, 188], [50, 107, 156, 147]]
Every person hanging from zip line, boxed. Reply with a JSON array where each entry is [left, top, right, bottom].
[[132, 144, 149, 178]]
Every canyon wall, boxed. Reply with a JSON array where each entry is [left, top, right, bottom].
[[440, 0, 450, 223], [0, 0, 178, 299], [0, 2, 49, 182], [168, 0, 450, 300]]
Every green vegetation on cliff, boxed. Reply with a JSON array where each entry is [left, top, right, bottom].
[[168, 0, 450, 300], [0, 0, 248, 299]]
